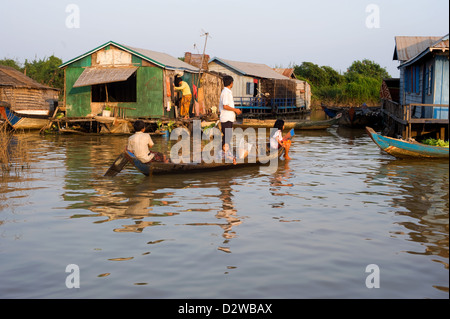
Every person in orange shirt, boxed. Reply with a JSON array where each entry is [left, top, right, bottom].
[[174, 76, 192, 119]]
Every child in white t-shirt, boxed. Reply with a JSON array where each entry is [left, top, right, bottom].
[[269, 119, 292, 160]]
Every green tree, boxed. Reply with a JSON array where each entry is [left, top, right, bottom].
[[294, 62, 345, 87], [23, 55, 64, 92], [322, 66, 345, 86], [0, 58, 23, 71], [294, 62, 329, 87], [346, 59, 390, 80]]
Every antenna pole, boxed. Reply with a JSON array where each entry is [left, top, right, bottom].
[[195, 31, 210, 109]]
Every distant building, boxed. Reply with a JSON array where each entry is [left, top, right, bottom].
[[0, 65, 59, 115], [382, 34, 449, 139], [0, 65, 59, 129], [208, 57, 310, 117], [273, 68, 311, 110]]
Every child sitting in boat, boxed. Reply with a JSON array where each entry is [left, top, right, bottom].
[[217, 143, 236, 164], [269, 119, 292, 160], [127, 120, 169, 163]]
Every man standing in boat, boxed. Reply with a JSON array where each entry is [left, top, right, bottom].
[[219, 75, 241, 148]]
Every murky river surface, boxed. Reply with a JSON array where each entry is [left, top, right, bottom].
[[0, 126, 448, 299]]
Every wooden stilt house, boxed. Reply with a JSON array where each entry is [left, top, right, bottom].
[[382, 34, 449, 140], [208, 57, 308, 118], [59, 41, 201, 120]]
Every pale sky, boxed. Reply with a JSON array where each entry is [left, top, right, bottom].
[[1, 0, 449, 78]]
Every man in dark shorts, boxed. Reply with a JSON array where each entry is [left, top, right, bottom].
[[219, 75, 241, 147]]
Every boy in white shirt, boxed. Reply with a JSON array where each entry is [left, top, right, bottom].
[[219, 75, 241, 147], [127, 120, 168, 163]]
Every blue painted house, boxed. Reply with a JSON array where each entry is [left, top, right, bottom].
[[383, 34, 449, 140], [397, 34, 449, 118]]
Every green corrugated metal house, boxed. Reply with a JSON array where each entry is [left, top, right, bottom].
[[59, 41, 200, 118]]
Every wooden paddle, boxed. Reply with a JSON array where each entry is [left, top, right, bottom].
[[104, 152, 129, 177]]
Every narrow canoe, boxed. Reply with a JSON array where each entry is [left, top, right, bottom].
[[235, 113, 341, 130], [366, 127, 449, 159], [105, 147, 285, 176]]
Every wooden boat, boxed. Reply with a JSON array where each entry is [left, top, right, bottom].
[[0, 101, 51, 130], [105, 147, 285, 177], [366, 127, 449, 159], [235, 113, 341, 130], [321, 105, 382, 128]]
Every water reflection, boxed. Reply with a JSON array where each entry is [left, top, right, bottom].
[[62, 142, 266, 252], [368, 159, 449, 273], [2, 132, 448, 298], [215, 178, 241, 253]]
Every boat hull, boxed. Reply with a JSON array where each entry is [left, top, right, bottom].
[[123, 148, 284, 176], [366, 127, 449, 159], [322, 105, 382, 128], [0, 105, 50, 130], [235, 114, 340, 130]]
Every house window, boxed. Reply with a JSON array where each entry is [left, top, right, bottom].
[[405, 66, 421, 94], [246, 82, 255, 95], [425, 65, 433, 96], [92, 73, 137, 102], [404, 68, 411, 93], [414, 65, 420, 94]]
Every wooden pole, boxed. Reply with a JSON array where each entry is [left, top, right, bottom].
[[195, 31, 210, 102]]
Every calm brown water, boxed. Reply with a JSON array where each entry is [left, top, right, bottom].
[[0, 127, 448, 299]]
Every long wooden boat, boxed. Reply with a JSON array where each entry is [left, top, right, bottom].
[[235, 113, 341, 130], [366, 127, 449, 159], [105, 147, 285, 177], [0, 101, 51, 130], [321, 105, 382, 128]]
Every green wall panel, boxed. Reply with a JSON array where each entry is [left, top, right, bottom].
[[126, 66, 164, 118], [65, 67, 91, 117]]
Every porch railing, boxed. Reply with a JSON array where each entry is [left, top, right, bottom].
[[381, 99, 449, 124], [234, 97, 299, 115], [381, 98, 448, 139]]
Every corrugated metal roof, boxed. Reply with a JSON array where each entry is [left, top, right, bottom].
[[72, 66, 138, 88], [60, 41, 200, 73], [399, 34, 449, 68], [121, 44, 199, 72], [430, 34, 449, 51], [209, 57, 290, 80], [393, 36, 442, 61], [0, 65, 59, 90]]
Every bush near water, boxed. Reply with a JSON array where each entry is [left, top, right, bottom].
[[294, 59, 390, 106]]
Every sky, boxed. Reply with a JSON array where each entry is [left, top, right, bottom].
[[0, 0, 448, 78]]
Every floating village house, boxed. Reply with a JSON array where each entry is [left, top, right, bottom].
[[208, 57, 310, 117], [273, 68, 311, 110], [59, 41, 205, 121], [0, 65, 59, 129], [382, 34, 449, 139]]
